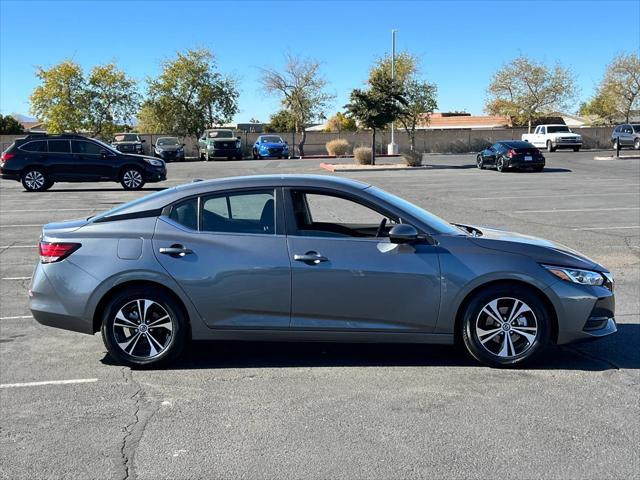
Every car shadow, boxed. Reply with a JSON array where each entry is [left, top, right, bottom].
[[39, 187, 167, 193], [102, 324, 639, 372]]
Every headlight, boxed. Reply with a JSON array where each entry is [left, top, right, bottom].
[[144, 158, 164, 167], [236, 141, 241, 148], [542, 264, 605, 286]]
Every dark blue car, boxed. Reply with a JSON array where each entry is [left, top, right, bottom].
[[252, 135, 289, 159]]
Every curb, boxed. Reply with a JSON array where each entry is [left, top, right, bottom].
[[320, 162, 431, 172], [593, 155, 640, 161]]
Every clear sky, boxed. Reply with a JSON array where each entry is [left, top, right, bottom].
[[1, 0, 639, 123]]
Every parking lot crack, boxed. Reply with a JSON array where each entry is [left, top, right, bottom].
[[119, 368, 160, 480]]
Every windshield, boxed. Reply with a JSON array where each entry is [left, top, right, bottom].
[[157, 138, 179, 146], [92, 138, 119, 154], [632, 125, 640, 133], [367, 186, 462, 235], [261, 136, 284, 143], [208, 130, 233, 138], [546, 126, 570, 133], [113, 134, 140, 142]]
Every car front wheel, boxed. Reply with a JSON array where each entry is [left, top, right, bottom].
[[634, 139, 640, 150], [461, 285, 550, 367], [120, 168, 145, 190], [101, 287, 188, 367]]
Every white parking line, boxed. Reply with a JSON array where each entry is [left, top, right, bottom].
[[470, 192, 640, 200], [2, 277, 31, 280], [1, 224, 42, 228], [0, 208, 94, 213], [0, 378, 98, 389], [0, 245, 37, 249], [572, 226, 640, 230], [0, 315, 32, 320], [514, 207, 640, 214]]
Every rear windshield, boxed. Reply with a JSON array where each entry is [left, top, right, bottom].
[[546, 126, 570, 133], [504, 141, 535, 149]]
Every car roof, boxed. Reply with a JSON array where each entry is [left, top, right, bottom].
[[92, 175, 370, 220]]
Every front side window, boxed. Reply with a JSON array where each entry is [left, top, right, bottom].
[[71, 140, 103, 155], [202, 190, 275, 234], [20, 140, 47, 152], [48, 140, 71, 153], [539, 127, 545, 134], [289, 190, 397, 238]]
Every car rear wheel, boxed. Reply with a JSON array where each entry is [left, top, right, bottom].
[[120, 168, 145, 190], [461, 285, 550, 367], [21, 168, 50, 192], [476, 155, 484, 169], [496, 157, 505, 172], [101, 287, 188, 367]]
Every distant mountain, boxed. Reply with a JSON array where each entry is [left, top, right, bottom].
[[10, 113, 37, 122]]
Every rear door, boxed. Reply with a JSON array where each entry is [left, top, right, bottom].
[[153, 188, 292, 329], [46, 139, 76, 180]]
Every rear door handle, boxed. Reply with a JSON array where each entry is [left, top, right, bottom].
[[159, 244, 193, 257], [294, 251, 328, 265]]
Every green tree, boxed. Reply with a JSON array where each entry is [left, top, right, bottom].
[[30, 60, 87, 133], [136, 100, 166, 133], [398, 79, 437, 152], [485, 55, 577, 132], [143, 48, 239, 136], [345, 76, 406, 165], [324, 112, 357, 133], [0, 115, 25, 134], [264, 109, 296, 132], [86, 63, 140, 138], [369, 52, 418, 85], [260, 55, 334, 156], [581, 53, 640, 123]]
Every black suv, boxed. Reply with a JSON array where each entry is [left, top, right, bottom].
[[0, 134, 167, 192]]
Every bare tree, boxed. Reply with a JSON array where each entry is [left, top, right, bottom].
[[485, 56, 577, 132], [260, 55, 334, 157]]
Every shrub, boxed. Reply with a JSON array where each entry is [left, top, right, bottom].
[[402, 151, 422, 167], [326, 138, 351, 156], [354, 147, 373, 165]]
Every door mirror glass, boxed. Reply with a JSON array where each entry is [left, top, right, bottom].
[[389, 224, 419, 244]]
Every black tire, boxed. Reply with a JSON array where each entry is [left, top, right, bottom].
[[101, 286, 188, 368], [613, 139, 619, 151], [461, 285, 550, 367], [573, 147, 580, 152], [634, 138, 640, 150], [476, 155, 484, 170], [235, 154, 243, 160], [21, 168, 50, 192], [546, 140, 555, 152], [120, 167, 145, 190], [496, 156, 506, 172]]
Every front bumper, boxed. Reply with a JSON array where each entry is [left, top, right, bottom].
[[157, 151, 184, 161], [207, 147, 242, 158], [552, 141, 582, 149], [145, 168, 166, 182]]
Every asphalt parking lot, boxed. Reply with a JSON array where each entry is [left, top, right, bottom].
[[1, 151, 639, 479]]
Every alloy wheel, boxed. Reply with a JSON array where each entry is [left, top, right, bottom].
[[24, 170, 45, 190], [112, 299, 174, 359], [496, 157, 505, 172], [122, 169, 143, 189], [475, 297, 538, 359]]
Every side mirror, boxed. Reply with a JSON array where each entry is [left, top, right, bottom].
[[389, 224, 419, 244], [182, 143, 186, 147], [141, 139, 146, 143], [237, 136, 241, 140], [100, 149, 108, 158]]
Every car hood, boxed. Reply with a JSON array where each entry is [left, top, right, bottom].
[[463, 224, 605, 271], [112, 141, 142, 145], [550, 132, 581, 138], [156, 145, 180, 151]]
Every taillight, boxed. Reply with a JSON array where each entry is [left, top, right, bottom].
[[507, 149, 516, 158], [39, 242, 81, 263], [1, 152, 15, 163]]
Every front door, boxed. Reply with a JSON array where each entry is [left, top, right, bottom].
[[285, 189, 441, 332], [71, 139, 116, 180], [153, 188, 291, 329]]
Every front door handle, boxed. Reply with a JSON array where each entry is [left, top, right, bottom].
[[294, 251, 328, 265], [159, 244, 193, 257]]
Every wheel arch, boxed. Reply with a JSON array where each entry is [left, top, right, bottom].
[[92, 279, 191, 335], [453, 279, 559, 345]]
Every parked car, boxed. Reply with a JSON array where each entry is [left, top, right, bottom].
[[477, 141, 545, 172], [521, 125, 582, 152], [611, 124, 640, 150], [0, 134, 166, 191], [198, 129, 242, 161], [252, 135, 289, 159], [154, 137, 185, 162], [29, 174, 615, 368], [111, 133, 146, 155]]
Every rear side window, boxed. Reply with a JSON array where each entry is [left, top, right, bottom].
[[72, 140, 103, 155], [169, 198, 198, 231], [202, 190, 275, 234], [48, 140, 71, 153], [20, 140, 48, 152]]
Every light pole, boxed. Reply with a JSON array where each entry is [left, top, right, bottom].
[[387, 29, 399, 155]]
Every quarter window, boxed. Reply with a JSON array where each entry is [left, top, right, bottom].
[[48, 140, 71, 153], [201, 190, 275, 234], [20, 140, 47, 152], [169, 198, 198, 231]]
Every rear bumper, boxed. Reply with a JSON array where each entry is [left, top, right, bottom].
[[506, 158, 545, 168], [1, 171, 20, 181]]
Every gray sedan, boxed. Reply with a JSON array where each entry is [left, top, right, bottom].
[[30, 175, 616, 367]]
